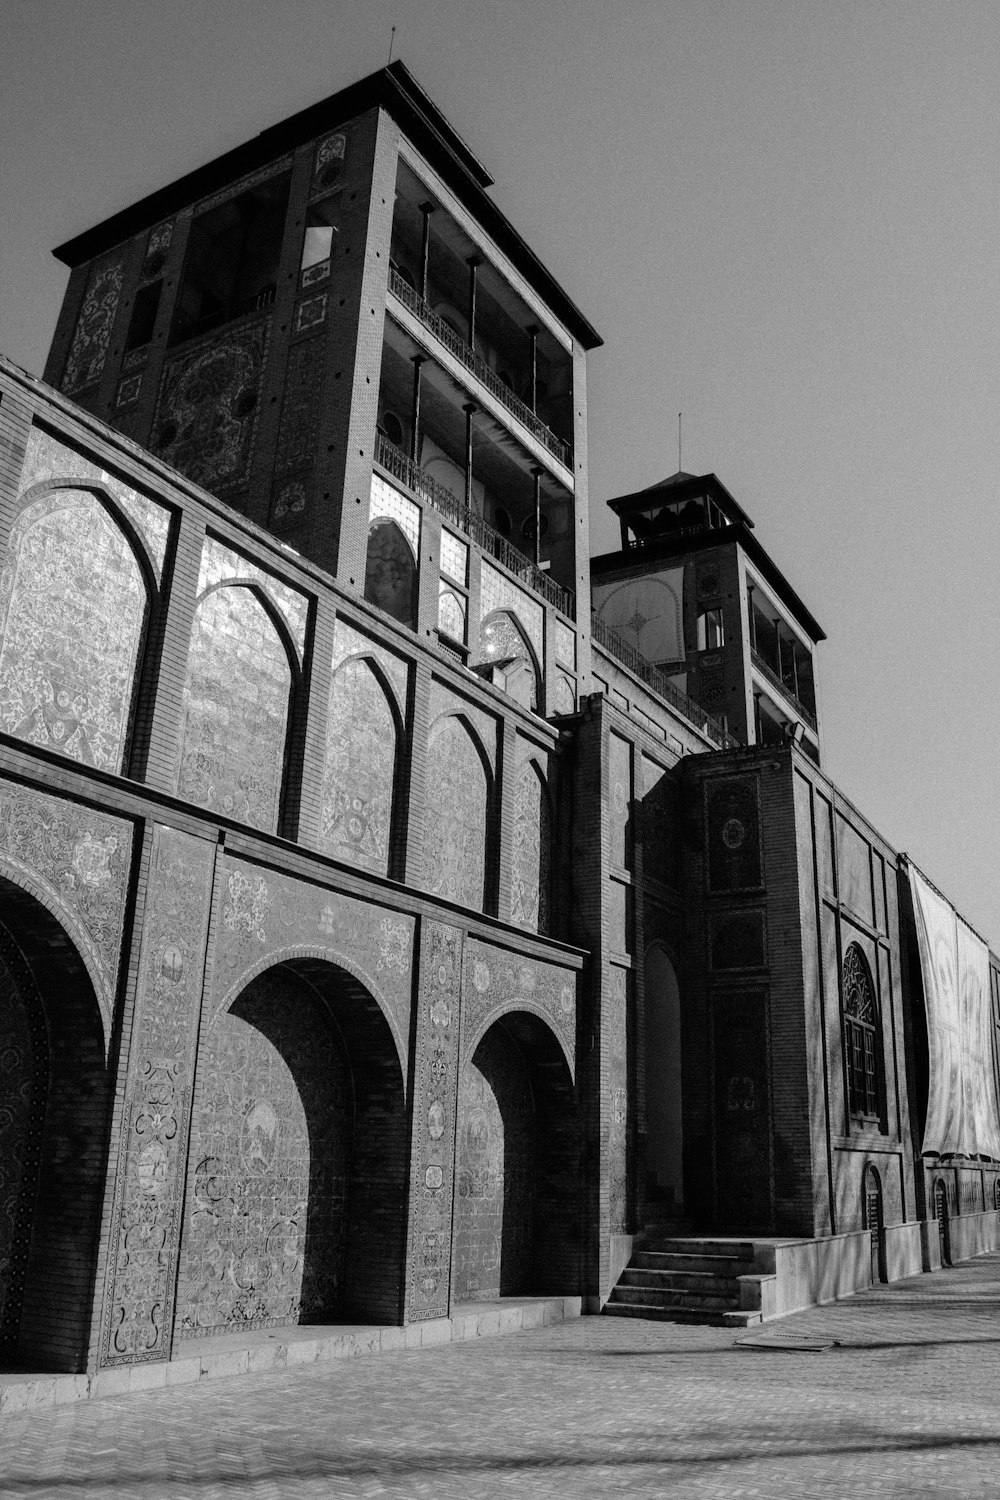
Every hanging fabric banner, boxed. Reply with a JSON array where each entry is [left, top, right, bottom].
[[907, 863, 1000, 1159]]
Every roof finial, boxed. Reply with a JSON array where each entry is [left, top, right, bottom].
[[387, 25, 397, 65]]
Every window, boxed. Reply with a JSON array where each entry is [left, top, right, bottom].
[[125, 280, 163, 350], [842, 944, 880, 1122], [300, 194, 342, 274], [696, 607, 725, 651]]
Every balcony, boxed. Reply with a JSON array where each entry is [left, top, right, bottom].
[[750, 648, 818, 733], [592, 613, 737, 749], [387, 268, 572, 470], [374, 430, 575, 618]]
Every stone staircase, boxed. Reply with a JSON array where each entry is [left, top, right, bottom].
[[603, 1237, 765, 1328]]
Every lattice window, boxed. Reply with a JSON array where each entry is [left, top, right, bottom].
[[842, 943, 880, 1121]]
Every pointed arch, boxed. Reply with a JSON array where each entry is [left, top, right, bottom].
[[175, 581, 295, 831], [364, 517, 417, 628], [510, 757, 552, 935], [321, 653, 404, 876], [479, 609, 539, 711], [425, 712, 492, 911], [0, 484, 151, 772]]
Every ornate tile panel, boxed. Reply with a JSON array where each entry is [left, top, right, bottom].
[[439, 530, 468, 586], [705, 776, 762, 892], [462, 938, 577, 1079], [275, 337, 324, 475], [424, 716, 488, 912], [20, 426, 171, 579], [101, 827, 216, 1365], [197, 535, 308, 661], [405, 920, 462, 1321], [176, 967, 351, 1338], [175, 585, 291, 832], [194, 158, 294, 217], [0, 490, 148, 773], [437, 585, 466, 642], [554, 620, 575, 669], [479, 612, 537, 709], [551, 673, 576, 715], [509, 758, 550, 935], [607, 965, 629, 1233], [608, 733, 633, 871], [479, 562, 543, 665], [428, 683, 495, 772], [153, 320, 269, 492], [370, 474, 420, 558], [330, 617, 407, 713], [140, 222, 173, 281], [0, 782, 132, 1035], [210, 854, 413, 1077], [320, 656, 397, 875], [63, 255, 124, 393]]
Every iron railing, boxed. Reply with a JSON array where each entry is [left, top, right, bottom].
[[750, 647, 818, 731], [591, 613, 738, 748], [387, 268, 573, 470], [374, 430, 575, 618]]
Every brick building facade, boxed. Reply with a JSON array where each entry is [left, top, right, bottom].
[[1, 62, 998, 1374]]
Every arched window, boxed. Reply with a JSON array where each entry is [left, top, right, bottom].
[[364, 519, 417, 628], [842, 944, 880, 1123]]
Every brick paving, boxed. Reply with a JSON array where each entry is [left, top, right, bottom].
[[4, 1254, 1000, 1498]]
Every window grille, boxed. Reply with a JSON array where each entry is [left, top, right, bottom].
[[842, 944, 880, 1121]]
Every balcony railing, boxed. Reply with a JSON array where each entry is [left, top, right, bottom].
[[387, 268, 573, 470], [374, 430, 575, 618], [591, 614, 737, 748], [750, 648, 818, 732]]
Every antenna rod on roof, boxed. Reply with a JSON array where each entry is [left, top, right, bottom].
[[678, 412, 682, 472], [387, 25, 397, 65]]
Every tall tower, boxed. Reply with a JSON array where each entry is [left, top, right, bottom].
[[44, 63, 601, 690], [591, 469, 825, 760]]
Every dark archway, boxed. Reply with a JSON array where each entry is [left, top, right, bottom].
[[454, 1011, 579, 1301], [643, 943, 683, 1221], [176, 957, 408, 1340], [863, 1165, 885, 1284], [0, 881, 110, 1372], [933, 1175, 951, 1266], [364, 519, 417, 628]]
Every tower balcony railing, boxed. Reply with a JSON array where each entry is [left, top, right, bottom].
[[374, 429, 575, 618], [750, 647, 818, 732], [591, 613, 738, 748], [387, 267, 572, 470]]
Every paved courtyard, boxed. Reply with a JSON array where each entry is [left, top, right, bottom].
[[4, 1252, 1000, 1498]]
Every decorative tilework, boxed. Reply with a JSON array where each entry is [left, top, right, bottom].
[[321, 657, 397, 875], [406, 920, 462, 1321], [115, 373, 141, 407], [313, 133, 346, 189], [0, 782, 132, 1040], [509, 758, 550, 935], [552, 673, 576, 715], [554, 620, 575, 669], [275, 337, 324, 475], [63, 255, 124, 392], [193, 158, 294, 217], [607, 965, 629, 1233], [462, 939, 577, 1079], [370, 474, 420, 558], [101, 826, 215, 1365], [140, 222, 173, 281], [438, 585, 466, 642], [428, 684, 496, 772], [479, 562, 543, 665], [175, 585, 291, 832], [330, 618, 407, 714], [301, 258, 330, 289], [197, 535, 308, 661], [153, 320, 269, 491], [440, 530, 468, 586], [295, 294, 327, 333], [479, 610, 537, 710], [608, 733, 633, 871], [0, 489, 148, 772], [20, 426, 171, 579], [425, 716, 489, 911], [271, 478, 308, 526], [705, 776, 762, 892]]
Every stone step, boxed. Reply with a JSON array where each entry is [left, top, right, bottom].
[[637, 1237, 757, 1259], [632, 1250, 753, 1275], [602, 1300, 763, 1329], [619, 1267, 741, 1295], [608, 1285, 737, 1312]]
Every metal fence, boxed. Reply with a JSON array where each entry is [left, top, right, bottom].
[[591, 613, 737, 748]]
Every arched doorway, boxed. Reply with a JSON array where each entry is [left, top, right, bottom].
[[933, 1176, 951, 1266], [644, 944, 684, 1220], [863, 1166, 885, 1284], [175, 958, 408, 1339], [0, 881, 110, 1372], [453, 1011, 578, 1301]]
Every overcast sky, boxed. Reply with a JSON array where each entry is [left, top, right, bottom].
[[2, 0, 999, 940]]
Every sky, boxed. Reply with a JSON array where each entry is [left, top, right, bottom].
[[2, 1, 999, 940]]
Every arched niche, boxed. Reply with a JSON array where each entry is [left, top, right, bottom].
[[479, 610, 539, 712], [320, 655, 401, 876], [425, 714, 490, 911], [176, 957, 408, 1339], [0, 882, 110, 1372], [644, 942, 684, 1218], [0, 485, 151, 772], [454, 1010, 579, 1301], [175, 582, 295, 832], [509, 759, 551, 936], [364, 518, 417, 629]]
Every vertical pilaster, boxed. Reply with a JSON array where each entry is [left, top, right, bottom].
[[143, 512, 206, 796]]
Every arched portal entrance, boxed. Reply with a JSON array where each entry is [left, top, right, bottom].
[[863, 1165, 885, 1284], [0, 881, 110, 1372], [453, 1011, 578, 1301], [175, 958, 407, 1340], [643, 944, 683, 1219]]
